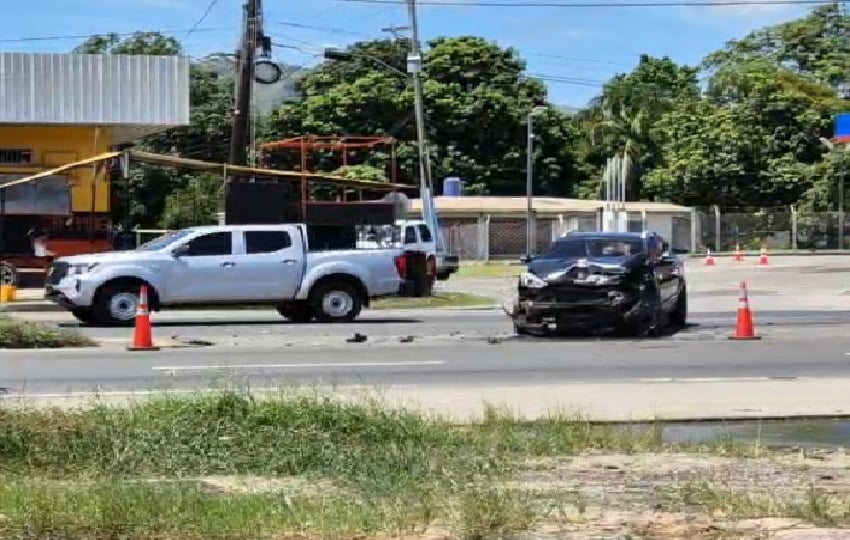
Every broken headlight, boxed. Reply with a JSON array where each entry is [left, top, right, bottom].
[[518, 272, 547, 288]]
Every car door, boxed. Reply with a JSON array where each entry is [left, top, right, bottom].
[[236, 228, 304, 300], [653, 242, 681, 308], [167, 231, 241, 302]]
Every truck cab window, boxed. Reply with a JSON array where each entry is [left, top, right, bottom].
[[417, 224, 433, 243], [404, 226, 418, 244], [245, 231, 292, 254], [185, 232, 232, 256]]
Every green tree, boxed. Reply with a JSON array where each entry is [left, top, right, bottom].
[[270, 36, 583, 197], [702, 3, 850, 87], [575, 55, 700, 200], [644, 60, 841, 207]]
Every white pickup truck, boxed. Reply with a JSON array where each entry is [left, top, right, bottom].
[[45, 223, 413, 326], [357, 219, 459, 280]]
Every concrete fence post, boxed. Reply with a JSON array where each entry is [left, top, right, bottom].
[[790, 205, 798, 252], [476, 212, 490, 262], [690, 207, 699, 253], [713, 205, 721, 252]]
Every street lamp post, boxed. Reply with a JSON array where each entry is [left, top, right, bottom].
[[526, 106, 547, 258]]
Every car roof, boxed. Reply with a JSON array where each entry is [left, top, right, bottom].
[[558, 231, 654, 241]]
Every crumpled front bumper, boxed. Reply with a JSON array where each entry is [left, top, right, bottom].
[[509, 286, 650, 334]]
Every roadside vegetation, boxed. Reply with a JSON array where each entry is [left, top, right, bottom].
[[0, 315, 95, 349], [370, 291, 495, 309], [455, 262, 523, 279], [1, 390, 848, 537]]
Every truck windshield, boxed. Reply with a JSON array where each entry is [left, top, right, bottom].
[[545, 238, 644, 258], [137, 229, 195, 251]]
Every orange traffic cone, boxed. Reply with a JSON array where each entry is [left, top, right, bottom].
[[729, 281, 761, 340], [734, 243, 743, 262], [759, 246, 769, 266], [127, 285, 159, 351], [705, 248, 716, 266]]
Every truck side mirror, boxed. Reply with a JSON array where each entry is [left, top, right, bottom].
[[171, 244, 189, 258], [520, 254, 533, 264]]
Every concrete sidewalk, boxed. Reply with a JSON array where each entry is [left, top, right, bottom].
[[6, 378, 850, 422]]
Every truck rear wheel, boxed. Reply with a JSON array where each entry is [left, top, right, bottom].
[[309, 280, 363, 323]]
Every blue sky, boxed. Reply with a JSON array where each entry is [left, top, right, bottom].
[[4, 0, 815, 107]]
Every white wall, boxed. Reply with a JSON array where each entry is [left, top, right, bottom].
[[646, 213, 674, 242]]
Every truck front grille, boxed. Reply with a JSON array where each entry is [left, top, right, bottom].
[[46, 262, 69, 285]]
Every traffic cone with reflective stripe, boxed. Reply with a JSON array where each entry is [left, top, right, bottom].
[[734, 243, 743, 261], [128, 285, 159, 351], [759, 246, 769, 266], [729, 281, 761, 341], [705, 248, 716, 266]]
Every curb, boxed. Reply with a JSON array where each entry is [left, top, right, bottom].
[[0, 302, 63, 313]]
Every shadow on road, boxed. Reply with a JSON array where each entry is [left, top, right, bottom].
[[504, 322, 700, 343], [59, 318, 423, 329]]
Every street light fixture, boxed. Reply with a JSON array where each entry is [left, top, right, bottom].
[[526, 105, 548, 259]]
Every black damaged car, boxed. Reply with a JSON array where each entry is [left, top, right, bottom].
[[508, 231, 687, 337]]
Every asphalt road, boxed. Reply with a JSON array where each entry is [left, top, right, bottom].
[[3, 307, 850, 395], [23, 305, 850, 343]]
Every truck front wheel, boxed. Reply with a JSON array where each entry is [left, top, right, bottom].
[[93, 286, 140, 326], [309, 280, 363, 323]]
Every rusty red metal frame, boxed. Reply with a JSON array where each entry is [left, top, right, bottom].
[[258, 135, 400, 216]]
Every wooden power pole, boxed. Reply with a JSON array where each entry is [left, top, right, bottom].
[[228, 0, 260, 168]]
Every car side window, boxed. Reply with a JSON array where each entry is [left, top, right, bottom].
[[184, 232, 232, 256], [417, 224, 433, 243], [245, 230, 292, 254], [404, 226, 418, 244]]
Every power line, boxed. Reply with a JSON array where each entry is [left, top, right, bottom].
[[328, 0, 835, 7], [0, 27, 229, 44], [185, 0, 221, 39]]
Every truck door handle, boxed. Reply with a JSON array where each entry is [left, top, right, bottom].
[[221, 262, 236, 267], [282, 259, 297, 264]]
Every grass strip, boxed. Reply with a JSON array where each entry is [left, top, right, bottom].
[[0, 392, 742, 482], [370, 292, 495, 309], [0, 478, 549, 538], [0, 315, 95, 348]]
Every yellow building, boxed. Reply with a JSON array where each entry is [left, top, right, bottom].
[[0, 52, 189, 257]]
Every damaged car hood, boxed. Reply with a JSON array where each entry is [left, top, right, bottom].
[[528, 255, 642, 282]]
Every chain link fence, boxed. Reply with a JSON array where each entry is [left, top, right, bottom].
[[694, 206, 850, 252]]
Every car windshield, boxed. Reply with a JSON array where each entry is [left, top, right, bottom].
[[544, 238, 644, 258], [137, 229, 195, 251]]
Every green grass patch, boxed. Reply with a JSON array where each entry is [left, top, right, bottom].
[[0, 478, 547, 538], [370, 291, 495, 310], [0, 391, 754, 536], [456, 262, 523, 279], [0, 316, 95, 349]]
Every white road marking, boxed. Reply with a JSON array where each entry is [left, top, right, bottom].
[[638, 377, 773, 383], [151, 360, 445, 372]]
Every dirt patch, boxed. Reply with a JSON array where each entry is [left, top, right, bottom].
[[504, 451, 850, 537], [199, 475, 337, 496]]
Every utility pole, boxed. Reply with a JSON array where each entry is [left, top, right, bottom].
[[228, 0, 259, 168], [381, 24, 411, 40], [404, 0, 432, 196]]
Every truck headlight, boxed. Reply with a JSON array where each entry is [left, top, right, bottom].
[[69, 263, 99, 275], [519, 272, 546, 288]]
